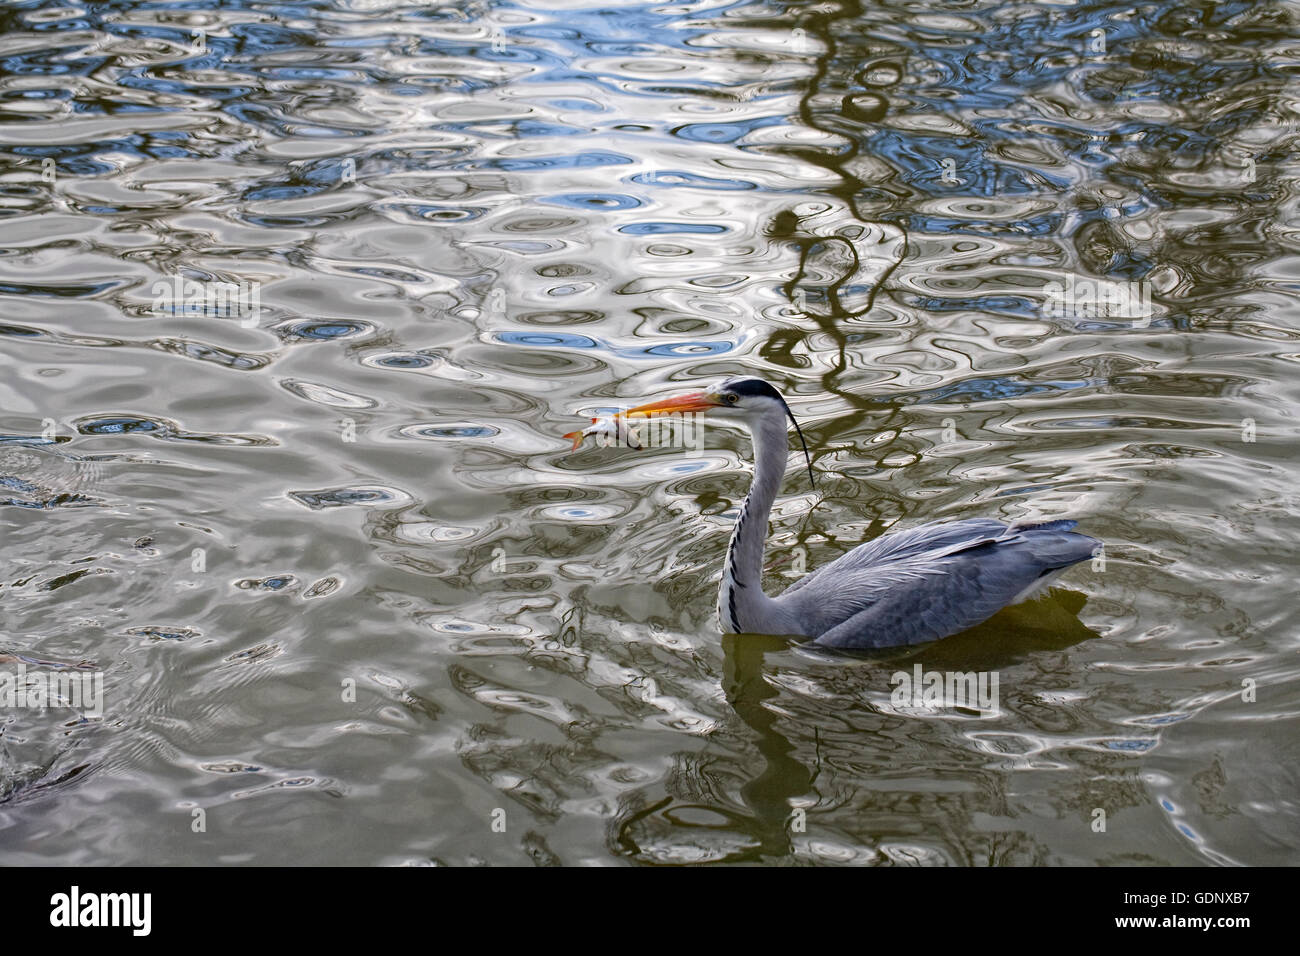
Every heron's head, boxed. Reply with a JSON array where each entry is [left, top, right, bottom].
[[619, 377, 815, 484], [617, 377, 783, 420]]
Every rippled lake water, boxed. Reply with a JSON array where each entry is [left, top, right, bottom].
[[1, 0, 1298, 866]]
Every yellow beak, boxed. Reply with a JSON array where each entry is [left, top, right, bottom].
[[618, 390, 721, 418], [563, 391, 722, 451]]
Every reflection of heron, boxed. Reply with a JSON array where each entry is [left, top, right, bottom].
[[609, 632, 815, 863], [574, 378, 1099, 649], [721, 632, 815, 856]]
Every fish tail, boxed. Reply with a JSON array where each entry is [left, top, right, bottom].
[[563, 430, 584, 451]]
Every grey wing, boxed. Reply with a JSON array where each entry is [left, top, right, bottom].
[[780, 518, 1010, 598], [779, 523, 1097, 648]]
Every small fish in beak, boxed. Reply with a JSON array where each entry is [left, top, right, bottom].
[[563, 414, 644, 451], [564, 390, 721, 452]]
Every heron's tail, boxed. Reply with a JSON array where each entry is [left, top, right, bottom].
[[1004, 522, 1099, 603]]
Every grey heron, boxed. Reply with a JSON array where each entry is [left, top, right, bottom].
[[572, 377, 1099, 649]]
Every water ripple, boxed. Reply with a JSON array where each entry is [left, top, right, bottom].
[[0, 0, 1296, 866]]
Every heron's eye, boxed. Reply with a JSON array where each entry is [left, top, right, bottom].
[[724, 393, 739, 404]]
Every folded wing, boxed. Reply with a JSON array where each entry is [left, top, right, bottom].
[[777, 519, 1097, 648]]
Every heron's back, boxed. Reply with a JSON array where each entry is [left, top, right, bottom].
[[778, 518, 1098, 649]]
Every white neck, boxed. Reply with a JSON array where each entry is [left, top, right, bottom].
[[717, 411, 803, 635]]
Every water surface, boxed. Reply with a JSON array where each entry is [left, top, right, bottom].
[[1, 0, 1298, 865]]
